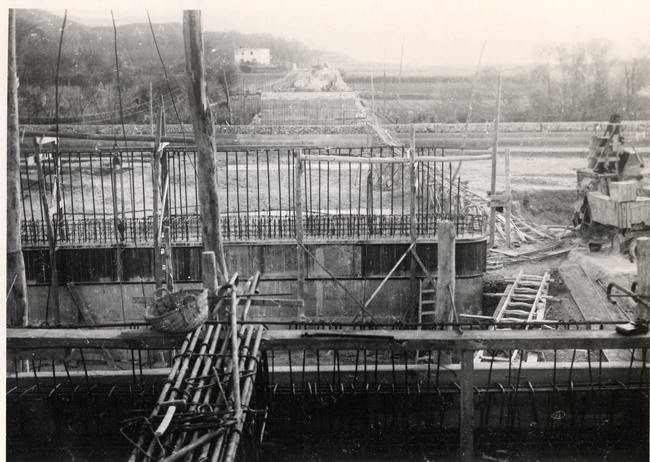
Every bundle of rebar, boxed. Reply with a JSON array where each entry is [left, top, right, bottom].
[[124, 283, 265, 462]]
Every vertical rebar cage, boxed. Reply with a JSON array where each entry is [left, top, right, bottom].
[[20, 146, 483, 246]]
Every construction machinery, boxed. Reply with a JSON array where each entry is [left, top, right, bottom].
[[575, 115, 650, 258]]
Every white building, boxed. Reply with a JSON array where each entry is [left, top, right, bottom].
[[234, 48, 271, 66]]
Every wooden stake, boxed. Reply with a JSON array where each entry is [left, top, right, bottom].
[[183, 11, 229, 284], [635, 237, 650, 322], [7, 9, 29, 328], [435, 221, 456, 325], [489, 75, 501, 247], [505, 147, 511, 248], [295, 150, 306, 308], [34, 139, 60, 325]]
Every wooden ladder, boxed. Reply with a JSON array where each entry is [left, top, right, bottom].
[[474, 270, 552, 363], [415, 278, 436, 363], [418, 278, 436, 324]]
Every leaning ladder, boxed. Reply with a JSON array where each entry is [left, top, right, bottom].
[[473, 270, 552, 363]]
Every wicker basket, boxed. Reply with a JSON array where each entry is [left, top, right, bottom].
[[144, 288, 208, 334]]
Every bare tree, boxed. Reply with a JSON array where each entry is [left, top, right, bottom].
[[623, 46, 650, 120]]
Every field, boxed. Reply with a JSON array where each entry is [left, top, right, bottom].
[[347, 76, 531, 124]]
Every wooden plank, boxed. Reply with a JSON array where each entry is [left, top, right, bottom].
[[7, 328, 186, 350], [260, 329, 650, 352], [560, 264, 617, 323], [435, 222, 456, 323], [559, 263, 630, 362], [8, 328, 650, 352]]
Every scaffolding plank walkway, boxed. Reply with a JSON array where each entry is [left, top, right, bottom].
[[559, 263, 631, 362]]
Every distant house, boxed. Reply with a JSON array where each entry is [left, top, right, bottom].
[[234, 48, 271, 66]]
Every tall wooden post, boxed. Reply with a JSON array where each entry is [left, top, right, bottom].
[[504, 147, 511, 247], [488, 75, 501, 247], [409, 127, 418, 319], [7, 9, 29, 327], [435, 221, 456, 324], [635, 237, 650, 322], [183, 10, 228, 284], [295, 149, 306, 307]]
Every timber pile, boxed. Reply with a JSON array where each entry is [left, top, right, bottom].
[[486, 242, 575, 270]]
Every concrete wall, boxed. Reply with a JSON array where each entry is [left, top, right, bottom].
[[17, 238, 486, 325]]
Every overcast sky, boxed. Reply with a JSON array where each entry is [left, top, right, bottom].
[[19, 0, 650, 66]]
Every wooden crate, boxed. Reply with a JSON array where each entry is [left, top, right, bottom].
[[587, 192, 650, 229], [621, 197, 650, 228], [587, 192, 618, 227], [609, 180, 637, 202]]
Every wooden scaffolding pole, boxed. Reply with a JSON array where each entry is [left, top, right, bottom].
[[295, 149, 306, 306], [6, 9, 29, 327], [489, 75, 502, 247], [34, 139, 60, 325], [183, 10, 229, 284], [409, 127, 418, 320]]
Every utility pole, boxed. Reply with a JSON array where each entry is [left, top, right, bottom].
[[7, 9, 29, 327], [489, 75, 501, 247], [396, 35, 405, 124], [183, 10, 229, 284]]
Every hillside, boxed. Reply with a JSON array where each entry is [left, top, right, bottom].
[[14, 9, 322, 124]]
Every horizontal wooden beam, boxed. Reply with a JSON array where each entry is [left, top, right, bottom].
[[7, 328, 187, 350], [7, 328, 650, 352], [260, 329, 650, 352]]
